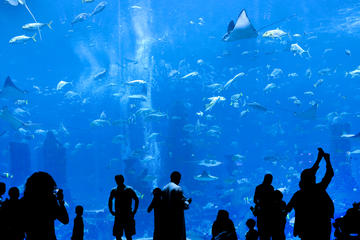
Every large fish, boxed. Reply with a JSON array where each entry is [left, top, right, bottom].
[[90, 1, 107, 16], [0, 76, 27, 100], [223, 9, 258, 42]]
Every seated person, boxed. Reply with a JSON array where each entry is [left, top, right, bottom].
[[212, 210, 237, 240]]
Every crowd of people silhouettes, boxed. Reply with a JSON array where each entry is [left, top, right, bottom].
[[0, 147, 359, 240]]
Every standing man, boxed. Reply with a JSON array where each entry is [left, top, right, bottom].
[[109, 175, 139, 240], [162, 171, 192, 240], [252, 174, 275, 240]]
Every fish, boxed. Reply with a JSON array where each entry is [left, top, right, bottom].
[[288, 73, 298, 78], [0, 76, 27, 100], [146, 112, 167, 120], [71, 13, 89, 25], [304, 91, 314, 96], [90, 119, 111, 127], [346, 66, 360, 78], [270, 68, 283, 79], [93, 69, 107, 80], [290, 43, 310, 57], [205, 96, 226, 111], [0, 172, 14, 179], [6, 0, 19, 6], [181, 72, 199, 79], [313, 79, 324, 88], [223, 72, 245, 90], [128, 95, 147, 101], [345, 49, 351, 56], [262, 28, 286, 38], [126, 80, 147, 85], [22, 21, 53, 31], [341, 133, 360, 138], [349, 149, 360, 154], [247, 102, 267, 111], [9, 34, 36, 44], [198, 159, 222, 167], [82, 0, 94, 3], [0, 107, 26, 130], [56, 81, 71, 91], [264, 83, 276, 91], [223, 9, 258, 41], [90, 1, 107, 16], [194, 171, 218, 181], [148, 132, 160, 140]]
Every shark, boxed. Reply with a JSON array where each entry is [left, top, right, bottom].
[[0, 76, 27, 100], [223, 9, 258, 42]]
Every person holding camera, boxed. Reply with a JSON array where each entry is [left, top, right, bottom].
[[286, 148, 334, 240], [21, 171, 69, 240]]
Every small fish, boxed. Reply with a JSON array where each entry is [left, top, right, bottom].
[[345, 49, 351, 56], [1, 172, 13, 179], [288, 73, 298, 78], [262, 28, 287, 38], [270, 68, 283, 79], [181, 72, 199, 79], [9, 34, 36, 44], [22, 21, 53, 31], [93, 69, 107, 80], [346, 66, 360, 78], [223, 72, 245, 90], [304, 91, 314, 96], [290, 43, 310, 57], [56, 81, 71, 91], [264, 83, 276, 91], [128, 95, 147, 101], [313, 79, 324, 88], [82, 0, 94, 3], [198, 159, 222, 167], [90, 119, 111, 127], [126, 80, 147, 85], [90, 1, 107, 16], [71, 13, 89, 25], [205, 96, 226, 111]]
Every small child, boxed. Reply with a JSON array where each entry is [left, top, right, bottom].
[[212, 210, 237, 240], [245, 219, 259, 240], [71, 205, 84, 240], [147, 188, 162, 240]]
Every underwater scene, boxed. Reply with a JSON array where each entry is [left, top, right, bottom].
[[1, 0, 360, 239]]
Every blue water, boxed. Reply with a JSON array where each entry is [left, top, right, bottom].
[[1, 0, 360, 239]]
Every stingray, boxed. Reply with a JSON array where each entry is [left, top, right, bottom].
[[223, 9, 295, 42], [0, 107, 26, 130], [0, 76, 27, 100], [294, 104, 318, 120]]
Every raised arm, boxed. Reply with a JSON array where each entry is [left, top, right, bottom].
[[310, 148, 324, 173], [56, 189, 69, 224], [319, 153, 334, 190], [108, 189, 115, 216]]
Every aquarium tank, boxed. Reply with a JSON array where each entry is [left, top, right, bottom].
[[0, 0, 360, 239]]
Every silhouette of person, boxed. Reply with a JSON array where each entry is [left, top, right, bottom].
[[71, 205, 84, 240], [0, 182, 5, 240], [0, 182, 5, 205], [2, 187, 24, 240], [270, 190, 286, 240], [211, 210, 237, 240], [286, 148, 334, 240], [252, 174, 274, 240], [161, 171, 192, 240], [147, 188, 162, 240], [21, 171, 69, 240], [108, 174, 139, 240], [245, 219, 259, 240]]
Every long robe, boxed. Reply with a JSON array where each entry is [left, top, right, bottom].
[[161, 182, 189, 240]]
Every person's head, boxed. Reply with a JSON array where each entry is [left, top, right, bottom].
[[246, 219, 256, 230], [0, 182, 5, 196], [274, 190, 283, 201], [216, 210, 229, 222], [300, 169, 316, 190], [24, 171, 57, 199], [263, 174, 273, 185], [152, 188, 162, 197], [170, 171, 181, 184], [75, 205, 84, 216], [115, 175, 124, 186], [8, 187, 20, 200]]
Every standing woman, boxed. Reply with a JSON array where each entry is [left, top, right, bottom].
[[21, 171, 69, 240]]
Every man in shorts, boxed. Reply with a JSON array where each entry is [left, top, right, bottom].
[[108, 175, 139, 240]]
